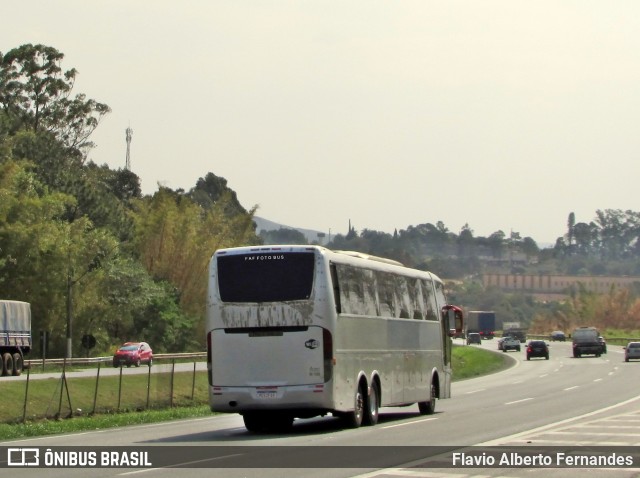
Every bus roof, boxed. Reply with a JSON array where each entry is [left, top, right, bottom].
[[333, 250, 404, 266], [213, 245, 440, 281]]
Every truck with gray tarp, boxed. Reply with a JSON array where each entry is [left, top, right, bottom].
[[0, 300, 32, 376]]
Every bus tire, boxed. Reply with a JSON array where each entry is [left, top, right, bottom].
[[268, 414, 294, 432], [342, 384, 365, 428], [2, 353, 14, 378], [243, 413, 267, 432], [12, 353, 23, 376], [418, 382, 437, 415], [363, 382, 379, 426], [243, 413, 293, 433]]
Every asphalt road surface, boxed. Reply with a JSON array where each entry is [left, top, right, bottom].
[[2, 340, 640, 478]]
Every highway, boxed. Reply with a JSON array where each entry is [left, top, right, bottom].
[[3, 340, 640, 478]]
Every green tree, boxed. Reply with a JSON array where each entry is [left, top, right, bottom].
[[520, 236, 540, 259], [457, 224, 475, 258], [487, 230, 506, 258], [0, 44, 110, 159], [260, 228, 307, 245], [188, 172, 248, 216], [130, 187, 258, 318], [573, 222, 596, 255]]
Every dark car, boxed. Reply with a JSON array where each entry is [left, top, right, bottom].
[[550, 331, 566, 342], [598, 336, 607, 354], [526, 340, 549, 360], [113, 342, 153, 367], [572, 326, 602, 358], [467, 333, 481, 345]]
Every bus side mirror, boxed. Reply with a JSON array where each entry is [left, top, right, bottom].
[[447, 310, 456, 336], [443, 305, 464, 336]]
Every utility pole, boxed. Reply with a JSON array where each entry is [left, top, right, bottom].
[[125, 126, 133, 170]]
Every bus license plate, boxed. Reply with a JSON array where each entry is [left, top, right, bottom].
[[257, 391, 277, 399]]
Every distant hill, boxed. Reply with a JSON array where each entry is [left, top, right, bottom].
[[253, 216, 333, 245]]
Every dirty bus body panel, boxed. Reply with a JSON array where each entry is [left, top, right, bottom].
[[206, 245, 454, 432]]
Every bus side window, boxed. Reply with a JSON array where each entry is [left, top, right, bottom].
[[396, 276, 412, 319], [335, 264, 357, 315], [361, 269, 378, 316], [422, 278, 438, 321], [412, 279, 426, 320], [330, 264, 342, 314], [349, 272, 365, 315], [433, 279, 447, 319], [375, 271, 395, 318]]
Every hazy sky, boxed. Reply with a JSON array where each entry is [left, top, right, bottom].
[[5, 1, 640, 244]]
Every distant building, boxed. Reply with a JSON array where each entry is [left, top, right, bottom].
[[483, 273, 640, 297]]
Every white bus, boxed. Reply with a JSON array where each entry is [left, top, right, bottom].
[[206, 245, 462, 432]]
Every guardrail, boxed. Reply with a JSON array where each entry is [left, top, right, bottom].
[[25, 352, 206, 367], [506, 335, 634, 347]]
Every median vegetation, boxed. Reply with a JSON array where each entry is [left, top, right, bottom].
[[451, 343, 513, 380]]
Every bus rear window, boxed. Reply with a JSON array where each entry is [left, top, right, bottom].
[[217, 252, 315, 302]]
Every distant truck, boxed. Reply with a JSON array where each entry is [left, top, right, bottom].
[[502, 321, 518, 330], [572, 326, 602, 358], [503, 323, 528, 343], [0, 300, 32, 376], [466, 311, 496, 340]]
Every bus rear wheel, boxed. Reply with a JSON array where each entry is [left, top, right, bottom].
[[418, 382, 437, 415], [363, 382, 379, 426], [342, 384, 365, 428], [243, 413, 293, 433], [243, 413, 265, 432]]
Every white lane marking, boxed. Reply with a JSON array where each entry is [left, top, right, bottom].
[[479, 393, 640, 446], [355, 469, 474, 478], [504, 398, 533, 405], [382, 417, 438, 429], [547, 430, 640, 437], [465, 389, 486, 394], [118, 453, 245, 475]]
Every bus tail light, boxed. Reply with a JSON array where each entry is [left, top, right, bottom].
[[206, 331, 213, 386], [323, 328, 333, 382]]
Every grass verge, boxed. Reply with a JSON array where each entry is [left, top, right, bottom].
[[0, 405, 211, 441], [1, 345, 510, 440], [452, 343, 513, 380]]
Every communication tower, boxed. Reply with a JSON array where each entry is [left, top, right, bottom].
[[125, 126, 133, 170]]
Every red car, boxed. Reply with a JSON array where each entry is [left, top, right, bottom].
[[112, 342, 153, 367]]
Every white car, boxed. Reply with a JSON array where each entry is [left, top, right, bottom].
[[625, 342, 640, 362], [502, 337, 521, 352]]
